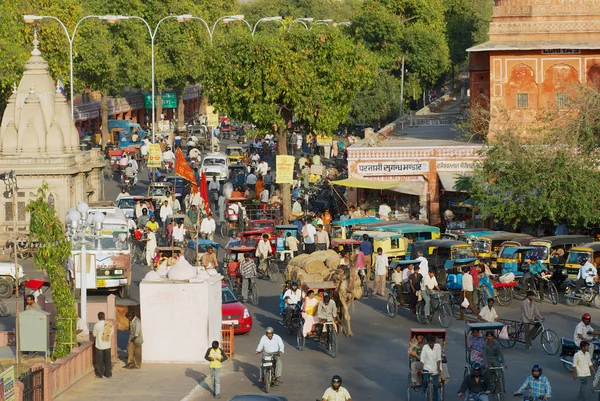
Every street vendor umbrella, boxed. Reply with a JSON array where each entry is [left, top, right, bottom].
[[200, 171, 209, 214]]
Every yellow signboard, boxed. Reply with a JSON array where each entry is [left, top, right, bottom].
[[206, 105, 219, 127], [0, 365, 15, 401], [275, 155, 295, 184], [317, 135, 331, 147], [148, 144, 162, 168]]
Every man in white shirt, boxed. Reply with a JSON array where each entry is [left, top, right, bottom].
[[76, 316, 89, 344], [256, 234, 272, 272], [246, 170, 258, 189], [292, 199, 303, 214], [125, 214, 137, 233], [144, 227, 157, 267], [378, 202, 392, 221], [575, 313, 600, 354], [255, 327, 284, 383], [172, 220, 186, 246], [259, 188, 269, 203], [257, 159, 269, 176], [160, 200, 173, 223], [573, 341, 595, 400], [116, 187, 130, 202], [478, 298, 500, 322], [419, 334, 442, 397], [92, 312, 113, 379], [576, 258, 598, 291], [200, 214, 217, 241], [162, 147, 175, 164], [422, 270, 440, 320], [416, 251, 429, 277], [460, 266, 476, 320], [302, 220, 317, 254]]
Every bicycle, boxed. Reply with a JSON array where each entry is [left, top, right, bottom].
[[513, 272, 558, 305], [488, 365, 505, 401], [498, 319, 559, 355], [259, 256, 281, 283], [416, 291, 453, 328]]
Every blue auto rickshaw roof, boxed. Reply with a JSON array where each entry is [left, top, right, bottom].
[[187, 239, 220, 249], [331, 217, 380, 227], [465, 322, 505, 333]]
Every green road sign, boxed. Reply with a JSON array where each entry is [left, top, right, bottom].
[[144, 92, 178, 109]]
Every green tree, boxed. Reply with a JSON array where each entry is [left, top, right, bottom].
[[27, 184, 77, 359], [444, 0, 493, 67], [349, 69, 401, 125]]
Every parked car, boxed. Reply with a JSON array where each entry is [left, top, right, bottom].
[[222, 283, 252, 334]]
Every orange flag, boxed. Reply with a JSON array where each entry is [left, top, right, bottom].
[[175, 148, 198, 193]]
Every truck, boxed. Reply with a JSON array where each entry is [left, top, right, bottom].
[[70, 206, 131, 298], [108, 120, 147, 149]]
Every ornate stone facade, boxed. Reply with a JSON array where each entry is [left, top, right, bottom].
[[468, 0, 600, 134], [0, 33, 103, 242]]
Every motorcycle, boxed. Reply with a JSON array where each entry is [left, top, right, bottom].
[[564, 279, 600, 308], [123, 176, 134, 191], [260, 352, 278, 393], [163, 161, 173, 174], [559, 334, 600, 371]]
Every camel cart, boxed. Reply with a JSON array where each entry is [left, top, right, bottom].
[[294, 281, 339, 358]]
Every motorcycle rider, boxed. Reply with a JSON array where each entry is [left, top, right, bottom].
[[255, 327, 284, 384], [321, 375, 352, 401], [162, 146, 175, 169], [457, 363, 492, 401], [116, 187, 130, 202], [575, 257, 597, 292], [124, 163, 137, 186], [527, 256, 549, 299], [514, 364, 552, 399], [575, 313, 600, 354]]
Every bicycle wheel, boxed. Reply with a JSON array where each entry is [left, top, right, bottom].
[[268, 260, 281, 283], [296, 325, 305, 351], [249, 283, 260, 306], [416, 302, 427, 324], [386, 295, 397, 318], [547, 282, 559, 305], [328, 329, 338, 358], [561, 355, 574, 372], [427, 377, 434, 401], [495, 371, 505, 401], [220, 223, 227, 238], [512, 277, 528, 300], [496, 287, 512, 307], [540, 329, 559, 355], [406, 373, 413, 401], [438, 303, 452, 328]]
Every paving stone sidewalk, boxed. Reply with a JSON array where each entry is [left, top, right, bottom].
[[57, 362, 206, 401]]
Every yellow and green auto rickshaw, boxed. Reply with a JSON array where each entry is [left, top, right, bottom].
[[351, 230, 408, 262], [528, 235, 593, 284], [414, 239, 477, 283], [377, 223, 441, 241], [331, 217, 380, 240], [565, 242, 600, 279], [471, 233, 534, 269]]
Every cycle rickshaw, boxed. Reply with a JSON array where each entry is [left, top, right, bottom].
[[497, 318, 559, 355], [463, 322, 506, 401], [406, 328, 448, 401], [224, 246, 259, 305], [294, 281, 339, 358]]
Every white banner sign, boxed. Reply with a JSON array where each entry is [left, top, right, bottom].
[[357, 162, 428, 175], [436, 160, 475, 172]]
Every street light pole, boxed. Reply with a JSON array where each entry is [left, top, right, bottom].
[[288, 18, 313, 33], [23, 14, 125, 122], [252, 16, 283, 37], [400, 55, 405, 119]]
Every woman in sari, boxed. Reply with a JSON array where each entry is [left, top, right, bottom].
[[408, 333, 424, 386], [301, 290, 319, 337], [466, 328, 485, 365]]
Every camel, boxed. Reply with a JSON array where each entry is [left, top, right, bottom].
[[327, 253, 363, 337]]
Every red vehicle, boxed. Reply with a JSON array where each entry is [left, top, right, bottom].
[[222, 283, 252, 334], [247, 219, 276, 235]]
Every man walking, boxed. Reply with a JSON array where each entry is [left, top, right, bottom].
[[125, 310, 143, 369], [359, 234, 374, 281], [574, 341, 595, 401], [92, 312, 113, 379], [460, 265, 477, 321], [521, 291, 543, 349], [204, 340, 228, 398], [240, 253, 257, 303]]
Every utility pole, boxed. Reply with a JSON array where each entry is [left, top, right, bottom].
[[399, 55, 405, 119]]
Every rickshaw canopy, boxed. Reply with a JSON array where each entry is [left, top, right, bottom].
[[187, 239, 220, 250], [331, 217, 380, 227], [464, 322, 504, 333]]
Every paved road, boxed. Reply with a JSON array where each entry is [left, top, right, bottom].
[[4, 138, 597, 400]]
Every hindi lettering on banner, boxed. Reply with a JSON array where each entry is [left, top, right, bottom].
[[276, 155, 295, 184], [435, 160, 475, 172], [357, 162, 429, 176], [0, 365, 15, 401], [147, 144, 162, 168], [206, 105, 219, 127]]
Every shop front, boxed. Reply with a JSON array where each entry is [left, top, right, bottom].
[[344, 144, 483, 226]]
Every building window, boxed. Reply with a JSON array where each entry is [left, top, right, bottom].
[[4, 203, 13, 221], [517, 93, 528, 108], [556, 92, 568, 107]]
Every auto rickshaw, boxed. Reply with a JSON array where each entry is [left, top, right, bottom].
[[528, 235, 593, 285], [471, 233, 534, 270], [463, 322, 506, 399], [414, 239, 477, 284], [406, 328, 448, 401], [456, 230, 505, 244], [226, 144, 247, 165], [351, 230, 409, 263], [153, 246, 184, 270], [330, 216, 380, 240], [275, 225, 299, 264], [148, 182, 173, 201], [565, 242, 600, 278], [377, 223, 441, 241]]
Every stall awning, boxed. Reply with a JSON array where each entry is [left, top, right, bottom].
[[331, 177, 404, 190], [438, 172, 471, 192], [331, 177, 424, 196]]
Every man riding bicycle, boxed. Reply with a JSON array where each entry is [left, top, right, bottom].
[[255, 234, 272, 274], [514, 364, 552, 399], [282, 281, 303, 328], [458, 363, 492, 401]]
